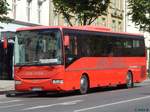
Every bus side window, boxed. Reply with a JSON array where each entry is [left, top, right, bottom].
[[106, 37, 114, 56], [132, 39, 145, 56], [65, 35, 78, 64], [113, 38, 124, 56]]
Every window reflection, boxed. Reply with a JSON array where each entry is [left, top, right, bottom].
[[15, 29, 62, 65], [64, 29, 145, 65]]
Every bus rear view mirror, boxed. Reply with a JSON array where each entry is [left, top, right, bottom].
[[64, 35, 70, 47]]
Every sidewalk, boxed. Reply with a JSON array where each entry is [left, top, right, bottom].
[[0, 80, 14, 94], [143, 78, 150, 83]]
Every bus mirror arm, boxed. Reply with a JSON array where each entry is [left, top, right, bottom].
[[66, 54, 78, 64], [3, 37, 8, 49]]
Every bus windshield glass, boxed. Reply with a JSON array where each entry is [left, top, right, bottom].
[[15, 29, 62, 66]]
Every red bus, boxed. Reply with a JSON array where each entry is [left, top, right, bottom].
[[14, 26, 147, 94]]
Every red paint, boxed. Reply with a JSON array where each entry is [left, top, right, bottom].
[[15, 26, 147, 92], [16, 26, 143, 36]]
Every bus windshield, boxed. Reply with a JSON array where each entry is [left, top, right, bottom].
[[15, 29, 62, 66]]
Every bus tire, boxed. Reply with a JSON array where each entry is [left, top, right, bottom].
[[79, 75, 89, 94], [126, 72, 134, 88]]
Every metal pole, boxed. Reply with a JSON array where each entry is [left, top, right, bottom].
[[148, 40, 150, 77], [124, 0, 127, 32]]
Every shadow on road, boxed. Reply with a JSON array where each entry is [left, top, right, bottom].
[[6, 85, 142, 98]]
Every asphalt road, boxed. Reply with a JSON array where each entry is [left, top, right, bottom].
[[0, 80, 150, 112]]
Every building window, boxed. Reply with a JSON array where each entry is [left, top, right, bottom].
[[37, 4, 41, 23], [64, 18, 68, 26], [37, 0, 46, 24], [54, 15, 59, 26], [112, 0, 116, 8], [27, 0, 32, 22], [112, 20, 116, 31], [102, 18, 106, 27], [118, 21, 122, 32], [119, 0, 122, 10], [12, 0, 17, 19], [37, 0, 45, 24], [97, 17, 101, 26]]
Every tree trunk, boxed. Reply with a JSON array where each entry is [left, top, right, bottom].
[[83, 15, 87, 25]]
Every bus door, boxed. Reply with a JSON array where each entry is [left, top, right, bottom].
[[0, 40, 14, 80], [0, 42, 4, 79]]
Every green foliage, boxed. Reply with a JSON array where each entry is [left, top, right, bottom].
[[52, 0, 110, 26], [128, 0, 150, 32], [0, 0, 11, 23]]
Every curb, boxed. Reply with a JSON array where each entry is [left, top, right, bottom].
[[0, 90, 14, 95], [0, 91, 7, 95], [143, 79, 150, 83]]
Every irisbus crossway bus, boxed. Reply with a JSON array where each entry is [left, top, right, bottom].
[[14, 26, 147, 94]]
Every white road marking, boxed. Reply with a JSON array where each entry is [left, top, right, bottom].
[[0, 104, 24, 109], [22, 100, 83, 111], [22, 103, 57, 111], [0, 100, 22, 104], [59, 100, 83, 105], [74, 95, 150, 112]]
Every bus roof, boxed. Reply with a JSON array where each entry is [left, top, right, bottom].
[[16, 26, 144, 37]]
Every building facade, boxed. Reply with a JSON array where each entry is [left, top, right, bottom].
[[0, 0, 50, 32], [0, 0, 124, 32], [51, 0, 124, 32], [93, 0, 124, 32]]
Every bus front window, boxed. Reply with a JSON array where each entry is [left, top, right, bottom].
[[15, 29, 62, 65]]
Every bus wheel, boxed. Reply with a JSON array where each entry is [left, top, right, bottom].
[[126, 72, 134, 88], [80, 75, 89, 94]]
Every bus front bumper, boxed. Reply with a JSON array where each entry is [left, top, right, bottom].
[[15, 79, 66, 92]]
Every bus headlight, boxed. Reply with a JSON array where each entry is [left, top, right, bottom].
[[52, 79, 64, 84], [15, 80, 21, 85]]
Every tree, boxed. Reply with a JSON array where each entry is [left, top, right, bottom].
[[0, 0, 11, 23], [128, 0, 150, 32], [52, 0, 110, 26]]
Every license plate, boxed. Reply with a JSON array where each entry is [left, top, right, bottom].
[[31, 88, 42, 91]]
